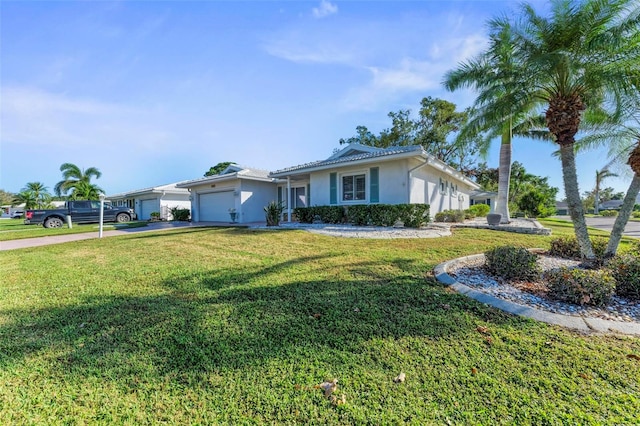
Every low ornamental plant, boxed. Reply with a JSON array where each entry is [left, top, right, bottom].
[[169, 207, 190, 221], [484, 245, 540, 281], [434, 209, 466, 223], [600, 210, 618, 217], [467, 204, 490, 217], [607, 254, 640, 301], [264, 201, 284, 226], [548, 236, 608, 260], [545, 267, 616, 307]]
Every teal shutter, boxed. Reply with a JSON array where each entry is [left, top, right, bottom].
[[306, 184, 311, 206], [370, 167, 379, 203], [277, 187, 282, 204], [329, 173, 337, 205]]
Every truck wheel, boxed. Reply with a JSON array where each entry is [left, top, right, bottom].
[[44, 217, 64, 228], [116, 213, 131, 223]]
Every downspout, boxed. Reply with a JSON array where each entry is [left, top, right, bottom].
[[287, 176, 292, 223], [407, 157, 430, 203]]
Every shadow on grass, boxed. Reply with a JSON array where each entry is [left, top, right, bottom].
[[0, 255, 525, 380]]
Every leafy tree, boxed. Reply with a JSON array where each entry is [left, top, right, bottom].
[[339, 97, 481, 174], [518, 189, 549, 218], [474, 0, 639, 260], [0, 189, 15, 206], [54, 163, 103, 198], [204, 162, 237, 177]]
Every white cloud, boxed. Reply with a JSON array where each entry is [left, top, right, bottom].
[[312, 0, 338, 19]]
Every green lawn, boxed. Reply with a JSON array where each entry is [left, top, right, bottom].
[[1, 225, 639, 424], [0, 219, 148, 241]]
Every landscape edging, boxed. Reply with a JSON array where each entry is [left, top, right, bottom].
[[434, 254, 640, 336]]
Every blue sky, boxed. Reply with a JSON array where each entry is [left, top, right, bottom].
[[1, 0, 633, 199]]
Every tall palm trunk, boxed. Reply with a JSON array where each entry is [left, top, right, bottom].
[[594, 180, 601, 215], [605, 174, 640, 256], [559, 143, 596, 259], [496, 125, 512, 224]]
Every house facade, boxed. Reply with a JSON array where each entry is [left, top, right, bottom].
[[107, 182, 191, 221], [270, 144, 480, 222], [176, 165, 277, 223], [470, 190, 498, 213]]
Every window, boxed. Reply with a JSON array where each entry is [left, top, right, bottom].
[[439, 178, 446, 195], [450, 183, 457, 196], [342, 174, 366, 201], [289, 187, 306, 208]]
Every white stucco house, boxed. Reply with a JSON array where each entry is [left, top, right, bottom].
[[176, 165, 277, 223], [270, 143, 480, 221], [107, 182, 191, 221]]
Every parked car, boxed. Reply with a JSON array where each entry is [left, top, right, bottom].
[[24, 201, 137, 228], [10, 210, 24, 219]]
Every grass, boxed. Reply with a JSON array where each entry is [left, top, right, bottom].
[[1, 225, 639, 423], [0, 219, 148, 241]]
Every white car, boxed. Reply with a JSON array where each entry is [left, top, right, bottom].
[[10, 211, 24, 218]]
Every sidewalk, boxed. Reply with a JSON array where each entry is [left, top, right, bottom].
[[0, 221, 241, 251]]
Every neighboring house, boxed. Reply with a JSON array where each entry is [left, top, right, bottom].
[[469, 190, 498, 213], [107, 182, 191, 221], [555, 201, 569, 215], [270, 143, 480, 222], [176, 165, 276, 223], [599, 199, 623, 210]]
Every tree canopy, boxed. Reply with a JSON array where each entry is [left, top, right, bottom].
[[204, 162, 237, 177]]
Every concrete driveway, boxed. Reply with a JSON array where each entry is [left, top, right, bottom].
[[553, 215, 640, 239]]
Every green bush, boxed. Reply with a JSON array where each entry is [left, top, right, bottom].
[[264, 201, 284, 226], [548, 236, 608, 260], [396, 204, 430, 228], [484, 245, 540, 281], [434, 209, 466, 223], [346, 205, 370, 226], [168, 207, 190, 221], [607, 254, 640, 301], [468, 204, 490, 217], [314, 206, 345, 224], [293, 207, 315, 224], [545, 268, 616, 307], [600, 210, 618, 217], [369, 204, 400, 226], [632, 211, 640, 219]]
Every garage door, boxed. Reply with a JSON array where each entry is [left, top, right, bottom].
[[199, 191, 235, 222], [139, 199, 157, 220]]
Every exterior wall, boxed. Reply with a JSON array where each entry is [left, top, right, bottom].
[[160, 193, 191, 220], [239, 180, 278, 223], [309, 160, 409, 206], [306, 158, 475, 215], [188, 179, 276, 223]]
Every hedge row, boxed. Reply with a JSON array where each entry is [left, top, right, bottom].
[[293, 204, 430, 228]]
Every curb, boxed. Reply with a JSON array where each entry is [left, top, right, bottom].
[[434, 254, 640, 336]]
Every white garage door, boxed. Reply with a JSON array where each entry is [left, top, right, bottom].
[[139, 199, 157, 220], [199, 191, 235, 222]]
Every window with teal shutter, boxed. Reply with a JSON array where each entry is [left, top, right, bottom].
[[277, 187, 282, 204], [329, 173, 337, 205], [307, 184, 311, 206], [370, 167, 379, 203]]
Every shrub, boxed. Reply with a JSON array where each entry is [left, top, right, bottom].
[[150, 211, 161, 220], [484, 245, 540, 281], [632, 211, 640, 219], [434, 209, 466, 223], [264, 201, 284, 226], [600, 210, 618, 217], [548, 236, 608, 260], [346, 205, 370, 226], [369, 204, 400, 227], [468, 204, 490, 217], [545, 268, 616, 306], [607, 254, 640, 301], [397, 204, 430, 228], [313, 206, 344, 224], [293, 207, 315, 224], [169, 207, 190, 221]]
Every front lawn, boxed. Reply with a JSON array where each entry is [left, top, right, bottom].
[[0, 227, 638, 423], [0, 219, 148, 241]]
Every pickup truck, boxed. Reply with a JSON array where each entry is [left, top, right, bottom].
[[24, 201, 137, 228]]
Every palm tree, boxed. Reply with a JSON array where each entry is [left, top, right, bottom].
[[593, 164, 618, 215], [23, 182, 51, 209], [12, 191, 37, 210], [444, 22, 551, 224], [68, 180, 104, 200], [470, 0, 639, 260], [54, 163, 102, 198]]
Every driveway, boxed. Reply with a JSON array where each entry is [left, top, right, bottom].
[[553, 215, 640, 239]]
